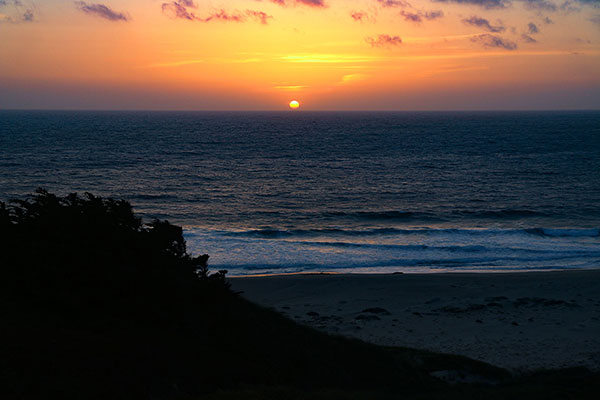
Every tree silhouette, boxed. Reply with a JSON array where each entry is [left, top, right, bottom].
[[1, 188, 228, 327]]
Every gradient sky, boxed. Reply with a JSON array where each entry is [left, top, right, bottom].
[[1, 0, 599, 110]]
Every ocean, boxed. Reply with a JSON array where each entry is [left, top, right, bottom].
[[1, 110, 599, 275]]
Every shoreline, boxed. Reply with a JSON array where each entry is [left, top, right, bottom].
[[231, 269, 600, 371], [227, 267, 600, 278]]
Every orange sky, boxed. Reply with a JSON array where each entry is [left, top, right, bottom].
[[1, 0, 599, 110]]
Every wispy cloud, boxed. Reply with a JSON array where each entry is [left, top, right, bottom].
[[144, 59, 206, 68], [400, 11, 422, 22], [400, 10, 444, 23], [245, 10, 272, 24], [75, 2, 130, 22], [350, 11, 369, 22], [0, 0, 35, 23], [376, 0, 412, 8], [366, 34, 403, 47], [268, 0, 327, 7], [162, 1, 272, 24], [462, 16, 505, 32], [520, 22, 540, 42], [577, 0, 600, 7], [528, 22, 539, 34], [340, 73, 370, 84], [423, 10, 444, 20], [274, 85, 307, 90], [431, 0, 509, 9], [518, 0, 558, 11], [281, 54, 379, 63], [142, 57, 261, 68], [471, 33, 518, 50]]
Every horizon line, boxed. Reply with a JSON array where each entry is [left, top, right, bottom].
[[2, 108, 600, 113]]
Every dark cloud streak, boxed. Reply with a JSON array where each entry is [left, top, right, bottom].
[[161, 1, 273, 24], [75, 2, 130, 22], [471, 33, 517, 50], [462, 16, 505, 32], [268, 0, 326, 7], [576, 0, 600, 8], [528, 22, 539, 33], [519, 0, 557, 11], [366, 34, 403, 47], [376, 0, 412, 8], [350, 11, 368, 22], [400, 10, 422, 22], [432, 0, 509, 9], [521, 33, 537, 42]]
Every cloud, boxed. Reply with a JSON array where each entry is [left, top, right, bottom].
[[161, 0, 197, 20], [0, 0, 35, 23], [295, 0, 326, 6], [162, 1, 273, 24], [22, 8, 32, 20], [268, 0, 326, 7], [399, 10, 444, 23], [528, 22, 539, 33], [471, 33, 517, 50], [423, 10, 445, 19], [75, 2, 130, 21], [350, 11, 368, 22], [521, 33, 537, 42], [518, 0, 557, 11], [462, 16, 505, 32], [366, 34, 403, 47], [274, 85, 307, 90], [376, 0, 412, 8], [431, 0, 509, 9], [400, 10, 422, 22], [559, 0, 581, 12], [340, 73, 369, 84], [203, 10, 245, 23], [576, 0, 600, 7], [246, 10, 272, 24]]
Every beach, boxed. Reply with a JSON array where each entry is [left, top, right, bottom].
[[232, 270, 600, 372]]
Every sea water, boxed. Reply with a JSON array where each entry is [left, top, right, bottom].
[[1, 110, 599, 275]]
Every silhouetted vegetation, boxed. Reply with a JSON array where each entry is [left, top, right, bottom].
[[1, 190, 598, 399]]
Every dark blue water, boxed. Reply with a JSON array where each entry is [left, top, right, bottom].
[[1, 110, 599, 274]]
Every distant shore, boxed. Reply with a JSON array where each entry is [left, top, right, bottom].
[[232, 269, 600, 371]]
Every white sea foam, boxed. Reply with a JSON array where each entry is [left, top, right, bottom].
[[184, 227, 600, 276]]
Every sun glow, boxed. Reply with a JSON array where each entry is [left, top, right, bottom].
[[289, 100, 300, 110], [0, 0, 598, 110]]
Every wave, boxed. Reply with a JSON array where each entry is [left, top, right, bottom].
[[525, 228, 600, 238], [213, 253, 598, 271], [220, 227, 600, 239], [453, 209, 549, 218], [321, 208, 550, 222], [293, 240, 600, 255], [131, 194, 178, 200], [185, 226, 600, 275], [325, 210, 426, 220]]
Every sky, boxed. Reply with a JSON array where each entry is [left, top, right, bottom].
[[1, 0, 599, 110]]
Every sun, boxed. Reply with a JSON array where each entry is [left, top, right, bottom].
[[289, 100, 300, 110]]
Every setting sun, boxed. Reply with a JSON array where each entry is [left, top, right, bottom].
[[289, 100, 300, 110]]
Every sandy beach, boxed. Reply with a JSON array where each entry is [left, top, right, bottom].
[[232, 270, 600, 372]]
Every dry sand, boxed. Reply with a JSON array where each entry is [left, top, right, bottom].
[[231, 270, 600, 372]]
